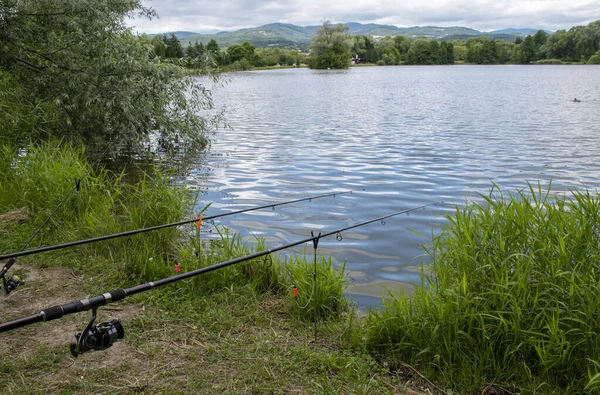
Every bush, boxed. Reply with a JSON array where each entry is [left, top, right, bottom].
[[365, 184, 600, 393], [534, 59, 565, 64], [0, 0, 220, 149], [588, 52, 600, 64], [0, 71, 57, 144]]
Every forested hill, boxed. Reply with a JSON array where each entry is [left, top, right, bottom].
[[174, 22, 539, 49]]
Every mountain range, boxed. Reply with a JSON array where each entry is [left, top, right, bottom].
[[162, 22, 549, 50]]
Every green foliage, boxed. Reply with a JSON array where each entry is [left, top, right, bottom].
[[546, 30, 576, 60], [309, 21, 353, 69], [0, 145, 15, 183], [534, 59, 566, 65], [173, 229, 348, 323], [227, 41, 257, 66], [0, 71, 57, 144], [439, 41, 455, 64], [405, 40, 429, 64], [519, 35, 537, 63], [0, 141, 191, 278], [206, 39, 220, 54], [466, 38, 499, 64], [0, 0, 220, 149], [113, 169, 192, 280], [544, 22, 600, 62], [402, 38, 453, 65], [355, 35, 378, 63], [151, 33, 185, 58], [176, 228, 284, 296], [286, 256, 348, 322], [365, 184, 600, 393], [185, 41, 205, 58], [0, 141, 90, 217], [253, 47, 305, 67], [453, 45, 468, 61], [588, 50, 600, 64], [381, 46, 401, 65]]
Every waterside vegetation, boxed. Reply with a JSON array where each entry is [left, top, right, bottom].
[[367, 184, 600, 393], [153, 19, 600, 70], [0, 142, 392, 393], [0, 0, 221, 150], [2, 1, 600, 393], [3, 144, 600, 394]]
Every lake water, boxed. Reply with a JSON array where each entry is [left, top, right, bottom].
[[185, 65, 600, 307]]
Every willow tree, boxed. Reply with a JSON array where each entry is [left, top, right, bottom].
[[308, 21, 353, 69], [0, 0, 220, 148]]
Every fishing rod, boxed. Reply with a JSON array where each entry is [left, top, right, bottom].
[[0, 201, 441, 357], [0, 144, 113, 296], [0, 190, 361, 264]]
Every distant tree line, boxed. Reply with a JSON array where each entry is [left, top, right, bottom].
[[350, 35, 455, 66], [143, 19, 600, 71], [460, 21, 600, 64], [141, 35, 308, 71]]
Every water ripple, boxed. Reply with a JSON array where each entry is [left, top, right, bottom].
[[188, 65, 600, 307]]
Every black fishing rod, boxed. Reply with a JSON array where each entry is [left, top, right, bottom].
[[0, 190, 361, 263], [0, 201, 440, 357], [0, 145, 112, 295]]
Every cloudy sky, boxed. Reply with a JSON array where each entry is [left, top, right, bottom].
[[128, 0, 599, 34]]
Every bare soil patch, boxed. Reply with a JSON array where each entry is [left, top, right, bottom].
[[0, 208, 31, 224], [1, 265, 143, 358]]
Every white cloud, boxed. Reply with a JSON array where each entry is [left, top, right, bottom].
[[128, 0, 599, 33]]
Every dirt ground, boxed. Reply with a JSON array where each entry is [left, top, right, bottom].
[[0, 263, 437, 394]]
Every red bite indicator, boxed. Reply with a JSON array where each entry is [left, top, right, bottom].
[[175, 263, 181, 273], [293, 287, 298, 297], [194, 214, 203, 230]]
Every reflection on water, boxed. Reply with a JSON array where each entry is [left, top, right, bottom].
[[171, 66, 600, 307]]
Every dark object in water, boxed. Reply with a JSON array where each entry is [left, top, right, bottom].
[[573, 98, 581, 102]]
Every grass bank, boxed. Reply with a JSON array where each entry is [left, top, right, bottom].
[[0, 142, 429, 394], [3, 142, 600, 394], [0, 141, 350, 317]]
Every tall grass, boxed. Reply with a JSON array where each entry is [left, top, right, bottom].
[[174, 228, 348, 322], [0, 141, 191, 279], [0, 141, 348, 323], [365, 184, 600, 393], [0, 141, 88, 218], [286, 256, 348, 322], [175, 228, 285, 296]]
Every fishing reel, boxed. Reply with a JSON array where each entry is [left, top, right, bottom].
[[0, 258, 22, 296], [70, 308, 124, 358], [1, 275, 22, 295]]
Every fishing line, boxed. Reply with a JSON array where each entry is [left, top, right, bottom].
[[0, 190, 361, 262], [0, 201, 442, 354]]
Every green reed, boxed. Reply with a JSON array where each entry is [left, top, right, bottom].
[[364, 183, 600, 393]]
